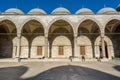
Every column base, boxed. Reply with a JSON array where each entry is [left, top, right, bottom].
[[16, 57, 21, 62], [101, 58, 109, 62]]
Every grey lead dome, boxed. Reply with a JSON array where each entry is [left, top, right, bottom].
[[97, 7, 118, 14], [4, 8, 24, 14], [28, 8, 47, 14], [75, 8, 94, 15], [51, 7, 71, 14]]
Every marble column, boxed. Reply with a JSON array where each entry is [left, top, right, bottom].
[[16, 33, 21, 61], [100, 31, 106, 58], [74, 34, 77, 57], [45, 34, 48, 58]]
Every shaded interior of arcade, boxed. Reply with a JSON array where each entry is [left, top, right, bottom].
[[20, 20, 45, 58], [0, 20, 16, 58], [77, 20, 100, 58], [48, 20, 74, 58], [105, 19, 120, 57]]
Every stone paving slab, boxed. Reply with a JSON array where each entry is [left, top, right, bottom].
[[0, 60, 119, 80]]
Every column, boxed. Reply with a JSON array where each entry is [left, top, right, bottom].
[[100, 32, 106, 58], [45, 33, 48, 58], [16, 33, 21, 61], [101, 37, 106, 58], [74, 34, 77, 57]]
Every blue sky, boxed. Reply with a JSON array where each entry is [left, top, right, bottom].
[[0, 0, 120, 14]]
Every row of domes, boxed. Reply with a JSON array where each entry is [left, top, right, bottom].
[[1, 7, 119, 15]]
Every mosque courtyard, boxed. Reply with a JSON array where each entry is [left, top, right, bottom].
[[0, 59, 120, 80]]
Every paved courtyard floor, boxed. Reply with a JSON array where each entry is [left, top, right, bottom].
[[0, 59, 120, 80]]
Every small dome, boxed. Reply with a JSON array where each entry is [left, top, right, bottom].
[[28, 8, 47, 14], [51, 7, 71, 14], [116, 4, 120, 12], [97, 7, 118, 14], [75, 8, 94, 15], [4, 8, 24, 14]]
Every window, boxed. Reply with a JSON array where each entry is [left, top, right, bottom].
[[37, 46, 42, 55], [59, 46, 64, 55], [80, 46, 85, 55]]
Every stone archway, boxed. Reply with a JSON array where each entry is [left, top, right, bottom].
[[94, 36, 114, 59], [52, 36, 72, 58], [77, 19, 100, 58], [48, 19, 74, 58], [105, 19, 120, 57], [77, 36, 92, 58], [31, 36, 45, 58], [21, 19, 45, 58], [0, 20, 17, 58]]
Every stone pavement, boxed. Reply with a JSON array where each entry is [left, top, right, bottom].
[[0, 60, 120, 80]]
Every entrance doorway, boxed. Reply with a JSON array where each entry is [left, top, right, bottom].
[[104, 41, 108, 58]]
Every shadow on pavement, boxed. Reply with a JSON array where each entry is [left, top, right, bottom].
[[114, 65, 120, 71], [0, 66, 28, 80], [25, 65, 120, 80]]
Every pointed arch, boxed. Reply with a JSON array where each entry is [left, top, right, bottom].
[[47, 17, 74, 34], [0, 19, 17, 58], [20, 17, 45, 33], [51, 36, 72, 58], [77, 36, 93, 58], [94, 36, 114, 59], [76, 17, 102, 33]]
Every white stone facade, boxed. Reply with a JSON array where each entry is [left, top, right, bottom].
[[0, 14, 120, 60]]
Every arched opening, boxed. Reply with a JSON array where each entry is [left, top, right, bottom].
[[95, 36, 114, 59], [52, 36, 72, 58], [48, 19, 74, 58], [31, 36, 45, 58], [105, 19, 120, 57], [0, 20, 16, 58], [77, 19, 100, 58], [77, 36, 92, 58], [21, 20, 44, 58]]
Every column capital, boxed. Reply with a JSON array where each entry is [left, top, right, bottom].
[[100, 32, 105, 37], [74, 33, 77, 37], [17, 33, 21, 38], [45, 33, 48, 38]]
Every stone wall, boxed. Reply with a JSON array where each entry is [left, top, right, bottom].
[[0, 14, 119, 59], [77, 36, 93, 58], [31, 36, 45, 58], [52, 36, 72, 58]]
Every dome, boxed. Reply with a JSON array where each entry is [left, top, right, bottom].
[[75, 8, 94, 15], [28, 8, 47, 14], [116, 4, 120, 12], [97, 7, 118, 14], [51, 7, 71, 14], [4, 8, 24, 14]]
